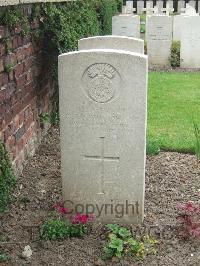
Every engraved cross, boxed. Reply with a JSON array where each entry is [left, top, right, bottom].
[[84, 137, 119, 194]]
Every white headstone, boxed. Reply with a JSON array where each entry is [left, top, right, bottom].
[[153, 5, 159, 14], [143, 3, 156, 15], [178, 0, 185, 13], [126, 0, 136, 13], [173, 3, 199, 42], [146, 15, 173, 66], [162, 2, 174, 16], [173, 15, 186, 41], [166, 1, 174, 15], [181, 3, 198, 15], [78, 36, 144, 54], [157, 0, 164, 13], [188, 1, 196, 10], [58, 49, 148, 224], [180, 16, 200, 68], [146, 0, 153, 9], [112, 14, 140, 38], [137, 0, 144, 15]]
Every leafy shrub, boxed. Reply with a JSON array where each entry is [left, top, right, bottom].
[[103, 224, 157, 261], [146, 139, 160, 156], [40, 112, 59, 126], [193, 122, 200, 160], [0, 142, 16, 212], [40, 219, 71, 240], [96, 0, 121, 34], [0, 7, 22, 29], [170, 41, 180, 68], [176, 202, 200, 240]]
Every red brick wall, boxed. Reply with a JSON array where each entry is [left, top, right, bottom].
[[0, 6, 55, 173]]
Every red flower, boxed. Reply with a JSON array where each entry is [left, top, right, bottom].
[[53, 201, 68, 214], [72, 213, 94, 225]]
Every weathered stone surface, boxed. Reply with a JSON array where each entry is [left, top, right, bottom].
[[173, 15, 187, 41], [180, 16, 200, 68], [58, 49, 148, 224], [112, 14, 140, 38], [78, 36, 144, 54], [146, 15, 173, 66]]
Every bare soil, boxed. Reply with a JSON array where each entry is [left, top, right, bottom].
[[0, 127, 200, 266]]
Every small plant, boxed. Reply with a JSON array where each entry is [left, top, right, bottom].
[[176, 202, 200, 240], [170, 41, 180, 68], [4, 63, 14, 74], [40, 112, 59, 125], [0, 252, 9, 262], [140, 23, 145, 34], [103, 224, 157, 261], [21, 21, 31, 37], [40, 201, 94, 240], [146, 139, 160, 156], [0, 141, 16, 212], [40, 219, 70, 240], [194, 122, 200, 160]]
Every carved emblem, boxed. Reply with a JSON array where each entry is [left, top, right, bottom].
[[83, 63, 120, 103]]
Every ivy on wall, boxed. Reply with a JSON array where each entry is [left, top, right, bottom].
[[41, 0, 121, 56]]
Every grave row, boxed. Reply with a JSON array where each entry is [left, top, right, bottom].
[[113, 3, 200, 68], [127, 0, 200, 14]]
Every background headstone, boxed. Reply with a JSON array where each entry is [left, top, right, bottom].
[[78, 36, 144, 54], [180, 16, 200, 68], [178, 0, 185, 13], [112, 14, 140, 38], [146, 0, 153, 8], [182, 3, 199, 15], [166, 1, 174, 14], [156, 0, 164, 13], [126, 0, 135, 13], [58, 49, 148, 224], [198, 1, 200, 13], [137, 0, 144, 15], [188, 1, 196, 10], [146, 15, 173, 66], [173, 15, 187, 41]]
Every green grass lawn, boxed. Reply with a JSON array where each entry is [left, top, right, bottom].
[[148, 72, 200, 153]]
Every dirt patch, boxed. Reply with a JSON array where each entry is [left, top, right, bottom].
[[0, 127, 200, 266]]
